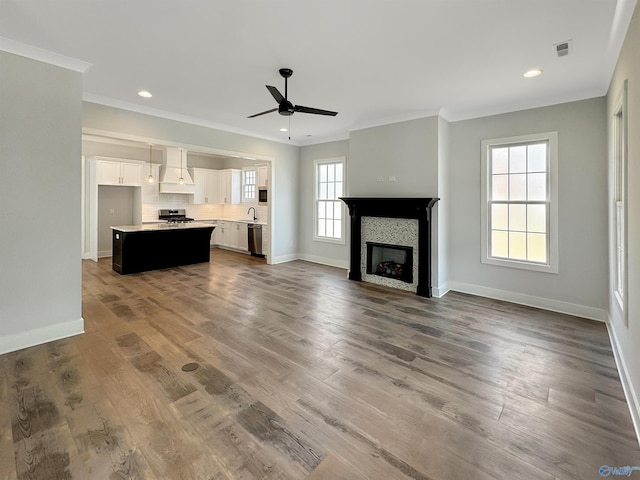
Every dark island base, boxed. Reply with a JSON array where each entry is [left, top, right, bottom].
[[112, 227, 215, 275]]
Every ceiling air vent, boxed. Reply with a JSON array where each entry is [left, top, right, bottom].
[[553, 40, 572, 58]]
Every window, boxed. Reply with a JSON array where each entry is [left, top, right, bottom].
[[314, 157, 345, 243], [481, 132, 558, 273], [612, 82, 627, 322], [242, 168, 256, 201]]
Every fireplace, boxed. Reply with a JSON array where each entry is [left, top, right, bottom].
[[367, 242, 414, 283], [340, 197, 439, 297]]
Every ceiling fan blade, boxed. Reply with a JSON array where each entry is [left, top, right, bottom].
[[266, 85, 285, 104], [294, 105, 338, 116], [247, 107, 278, 118]]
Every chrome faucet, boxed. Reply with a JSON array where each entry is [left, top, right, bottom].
[[247, 207, 257, 222]]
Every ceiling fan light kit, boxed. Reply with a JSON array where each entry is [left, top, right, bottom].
[[248, 68, 338, 119]]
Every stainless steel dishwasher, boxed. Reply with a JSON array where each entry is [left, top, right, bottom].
[[247, 223, 264, 257]]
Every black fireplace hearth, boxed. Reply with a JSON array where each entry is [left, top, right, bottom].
[[340, 197, 439, 297]]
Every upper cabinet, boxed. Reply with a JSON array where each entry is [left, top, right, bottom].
[[257, 165, 268, 187], [142, 164, 161, 204], [191, 168, 219, 204], [96, 158, 143, 186], [218, 169, 241, 205], [190, 167, 242, 205]]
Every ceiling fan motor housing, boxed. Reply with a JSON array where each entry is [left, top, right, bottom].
[[279, 100, 295, 116]]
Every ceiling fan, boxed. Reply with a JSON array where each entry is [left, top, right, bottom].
[[248, 68, 338, 118]]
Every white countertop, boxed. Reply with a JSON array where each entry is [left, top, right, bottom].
[[111, 222, 217, 233], [196, 218, 267, 226]]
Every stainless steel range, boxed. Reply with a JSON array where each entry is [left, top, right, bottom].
[[158, 209, 194, 223]]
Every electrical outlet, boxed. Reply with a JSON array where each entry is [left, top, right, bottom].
[[376, 177, 384, 182], [389, 176, 397, 182], [109, 208, 115, 214]]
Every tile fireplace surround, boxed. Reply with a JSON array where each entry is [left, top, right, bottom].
[[340, 197, 439, 297], [363, 217, 418, 292]]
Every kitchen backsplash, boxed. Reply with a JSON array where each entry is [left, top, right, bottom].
[[142, 195, 267, 222], [223, 203, 268, 222]]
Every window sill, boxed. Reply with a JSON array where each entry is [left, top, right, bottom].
[[314, 235, 346, 246], [481, 256, 558, 274]]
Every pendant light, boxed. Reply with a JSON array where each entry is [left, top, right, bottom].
[[178, 148, 185, 185], [147, 144, 154, 184]]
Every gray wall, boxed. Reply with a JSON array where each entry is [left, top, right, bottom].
[[0, 52, 83, 354], [299, 140, 350, 267], [189, 153, 226, 169], [607, 1, 640, 438], [82, 102, 300, 262], [449, 97, 608, 316], [97, 186, 136, 255], [82, 140, 162, 163], [348, 117, 439, 196]]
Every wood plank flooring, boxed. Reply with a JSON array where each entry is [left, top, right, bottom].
[[1, 248, 638, 479]]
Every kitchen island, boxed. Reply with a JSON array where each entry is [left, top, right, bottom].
[[111, 222, 216, 274]]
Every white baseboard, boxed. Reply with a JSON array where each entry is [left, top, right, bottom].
[[432, 282, 451, 298], [298, 253, 349, 270], [0, 318, 85, 355], [447, 281, 608, 322], [606, 321, 640, 447], [98, 250, 111, 258], [271, 253, 299, 265]]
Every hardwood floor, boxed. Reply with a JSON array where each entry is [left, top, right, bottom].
[[1, 248, 638, 479]]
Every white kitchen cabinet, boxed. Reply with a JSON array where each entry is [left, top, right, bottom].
[[211, 220, 248, 251], [191, 168, 219, 204], [97, 160, 121, 185], [142, 164, 161, 204], [257, 165, 269, 187], [121, 163, 143, 186], [228, 221, 238, 248], [210, 223, 219, 245], [213, 221, 229, 247], [97, 159, 143, 186], [235, 222, 248, 251], [211, 221, 220, 245], [217, 169, 241, 205]]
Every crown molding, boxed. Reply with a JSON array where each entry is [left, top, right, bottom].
[[0, 36, 92, 73]]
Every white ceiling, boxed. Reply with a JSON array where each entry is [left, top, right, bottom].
[[0, 0, 635, 146]]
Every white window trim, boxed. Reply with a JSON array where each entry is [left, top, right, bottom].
[[313, 156, 346, 245], [480, 132, 559, 273], [612, 80, 628, 323], [242, 167, 257, 202]]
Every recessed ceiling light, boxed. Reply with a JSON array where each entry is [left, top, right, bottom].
[[523, 69, 543, 78], [280, 127, 288, 132], [138, 90, 152, 98]]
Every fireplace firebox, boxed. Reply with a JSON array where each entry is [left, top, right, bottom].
[[366, 242, 414, 283], [340, 197, 439, 297]]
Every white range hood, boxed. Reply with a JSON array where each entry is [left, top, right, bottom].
[[159, 147, 196, 194]]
